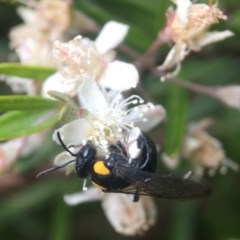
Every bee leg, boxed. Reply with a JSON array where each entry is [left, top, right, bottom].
[[133, 194, 140, 202], [133, 187, 140, 202]]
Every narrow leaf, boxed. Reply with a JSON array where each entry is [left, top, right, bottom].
[[0, 110, 58, 140], [50, 201, 70, 240], [0, 180, 69, 225], [0, 95, 58, 112], [164, 85, 188, 156], [169, 202, 195, 240], [0, 63, 56, 81]]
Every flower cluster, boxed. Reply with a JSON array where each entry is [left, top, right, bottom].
[[2, 1, 167, 235], [2, 0, 239, 237], [9, 0, 72, 65], [0, 0, 99, 172], [163, 119, 239, 175], [42, 21, 139, 97], [0, 0, 77, 171], [41, 18, 165, 236], [158, 0, 234, 79]]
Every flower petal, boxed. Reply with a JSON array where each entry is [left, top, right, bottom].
[[161, 153, 180, 169], [0, 138, 24, 171], [127, 127, 142, 159], [173, 0, 191, 23], [54, 151, 74, 166], [53, 118, 92, 146], [95, 21, 129, 54], [4, 76, 36, 95], [126, 104, 166, 132], [102, 194, 157, 236], [197, 30, 234, 48], [158, 43, 188, 79], [21, 133, 44, 156], [53, 151, 75, 174], [216, 85, 240, 109], [64, 187, 103, 205], [99, 60, 139, 91], [17, 7, 36, 24], [41, 72, 69, 98], [78, 78, 108, 112]]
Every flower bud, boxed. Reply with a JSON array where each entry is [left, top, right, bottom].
[[216, 85, 240, 110]]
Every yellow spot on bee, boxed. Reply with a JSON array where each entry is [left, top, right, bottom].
[[93, 160, 110, 175]]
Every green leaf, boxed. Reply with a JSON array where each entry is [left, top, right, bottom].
[[0, 63, 56, 81], [49, 201, 71, 240], [0, 110, 58, 140], [76, 0, 169, 51], [182, 57, 240, 85], [169, 202, 196, 240], [0, 95, 58, 112], [164, 85, 188, 156], [0, 180, 68, 225]]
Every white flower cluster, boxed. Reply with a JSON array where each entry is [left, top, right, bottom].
[[2, 1, 167, 234], [41, 20, 166, 236], [3, 0, 237, 236], [158, 0, 234, 80]]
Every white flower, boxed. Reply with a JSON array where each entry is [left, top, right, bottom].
[[99, 60, 139, 91], [0, 133, 44, 172], [9, 0, 71, 65], [1, 76, 37, 95], [94, 21, 129, 54], [52, 78, 165, 152], [42, 21, 138, 97], [64, 187, 157, 236], [215, 85, 240, 110], [0, 139, 23, 172], [158, 0, 234, 80], [184, 119, 239, 175], [163, 119, 239, 175]]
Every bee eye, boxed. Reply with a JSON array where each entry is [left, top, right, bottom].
[[82, 146, 90, 158], [80, 144, 97, 159]]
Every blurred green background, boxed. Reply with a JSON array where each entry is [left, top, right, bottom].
[[0, 0, 240, 239]]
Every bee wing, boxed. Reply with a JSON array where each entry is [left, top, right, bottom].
[[111, 164, 211, 199]]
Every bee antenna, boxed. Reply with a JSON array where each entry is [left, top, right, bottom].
[[57, 131, 77, 156], [36, 159, 76, 178]]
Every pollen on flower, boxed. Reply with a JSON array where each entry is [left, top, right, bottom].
[[169, 2, 228, 43], [84, 93, 155, 150], [105, 94, 147, 127], [53, 36, 105, 82], [184, 4, 227, 39], [9, 0, 72, 66], [54, 72, 164, 153], [158, 0, 233, 79]]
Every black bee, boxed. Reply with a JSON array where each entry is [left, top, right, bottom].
[[37, 130, 211, 202]]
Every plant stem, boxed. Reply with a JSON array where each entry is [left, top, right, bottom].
[[117, 22, 220, 101], [165, 77, 217, 99]]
